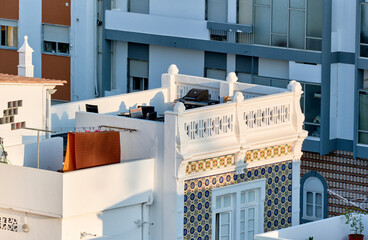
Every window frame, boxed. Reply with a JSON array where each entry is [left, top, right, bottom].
[[300, 172, 328, 223], [42, 23, 70, 57], [211, 179, 265, 240], [361, 3, 368, 57], [358, 89, 368, 144], [0, 19, 18, 50], [127, 58, 149, 92], [251, 0, 322, 50]]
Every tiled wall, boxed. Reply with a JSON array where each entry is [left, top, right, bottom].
[[184, 158, 293, 240], [301, 151, 368, 217]]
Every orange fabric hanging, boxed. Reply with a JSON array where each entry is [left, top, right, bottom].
[[63, 131, 120, 172], [63, 132, 76, 172]]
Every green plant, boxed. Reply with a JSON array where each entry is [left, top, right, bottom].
[[305, 237, 313, 240], [344, 208, 365, 235], [0, 137, 9, 164]]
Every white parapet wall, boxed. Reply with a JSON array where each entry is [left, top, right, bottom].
[[6, 137, 63, 170], [51, 88, 169, 133], [255, 215, 368, 240], [0, 158, 154, 218]]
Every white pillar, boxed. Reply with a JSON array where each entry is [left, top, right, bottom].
[[17, 36, 34, 77]]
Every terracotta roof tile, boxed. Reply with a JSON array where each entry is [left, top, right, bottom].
[[0, 73, 67, 85]]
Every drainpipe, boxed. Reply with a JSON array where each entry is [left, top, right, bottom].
[[46, 89, 57, 138], [135, 196, 153, 240], [142, 201, 151, 240]]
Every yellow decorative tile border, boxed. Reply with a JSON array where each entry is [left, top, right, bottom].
[[246, 144, 293, 163], [185, 144, 292, 175], [186, 155, 234, 174]]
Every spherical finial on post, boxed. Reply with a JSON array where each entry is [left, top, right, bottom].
[[232, 92, 244, 102], [226, 72, 238, 83], [174, 102, 186, 113], [288, 80, 302, 94], [168, 64, 179, 75], [24, 36, 28, 41]]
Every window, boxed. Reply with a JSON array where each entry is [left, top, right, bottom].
[[361, 3, 368, 57], [253, 0, 322, 50], [237, 0, 253, 25], [128, 59, 148, 92], [302, 84, 321, 138], [127, 43, 149, 92], [0, 20, 17, 48], [128, 0, 149, 14], [244, 75, 321, 137], [300, 173, 327, 222], [235, 55, 258, 83], [209, 29, 228, 42], [359, 90, 368, 144], [43, 24, 70, 55], [205, 68, 227, 80], [212, 180, 265, 240], [206, 0, 228, 22], [205, 52, 227, 80]]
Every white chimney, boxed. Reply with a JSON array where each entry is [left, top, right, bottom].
[[17, 36, 34, 77]]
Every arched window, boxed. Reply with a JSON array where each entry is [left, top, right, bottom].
[[300, 171, 328, 223]]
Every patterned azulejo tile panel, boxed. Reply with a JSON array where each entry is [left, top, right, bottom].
[[186, 155, 235, 174], [246, 144, 293, 163], [183, 161, 293, 240]]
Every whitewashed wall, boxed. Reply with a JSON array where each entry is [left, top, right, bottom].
[[149, 46, 205, 89], [255, 215, 368, 240], [6, 137, 63, 170], [0, 85, 51, 146], [75, 112, 164, 240], [62, 204, 143, 240], [259, 58, 289, 80], [0, 208, 62, 240], [51, 87, 169, 133]]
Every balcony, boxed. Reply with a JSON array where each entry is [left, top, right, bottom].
[[105, 10, 209, 40], [52, 65, 306, 168], [208, 21, 253, 44]]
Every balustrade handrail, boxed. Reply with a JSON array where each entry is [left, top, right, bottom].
[[174, 74, 221, 100], [175, 91, 295, 143]]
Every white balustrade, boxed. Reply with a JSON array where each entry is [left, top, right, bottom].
[[176, 92, 294, 144], [183, 111, 235, 141], [240, 94, 292, 131], [174, 74, 221, 100], [165, 66, 305, 158]]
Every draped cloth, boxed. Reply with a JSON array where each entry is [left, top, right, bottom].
[[63, 131, 120, 172]]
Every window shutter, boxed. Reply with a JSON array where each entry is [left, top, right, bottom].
[[129, 60, 148, 78], [206, 69, 226, 80], [43, 25, 69, 43]]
